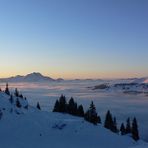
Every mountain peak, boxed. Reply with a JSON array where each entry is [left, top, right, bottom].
[[0, 72, 60, 82]]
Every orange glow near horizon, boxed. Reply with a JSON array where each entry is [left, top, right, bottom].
[[0, 70, 147, 80]]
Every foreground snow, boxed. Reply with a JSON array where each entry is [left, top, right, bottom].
[[0, 81, 148, 141], [0, 92, 147, 148]]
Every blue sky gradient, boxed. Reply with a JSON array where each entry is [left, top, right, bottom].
[[0, 0, 148, 78]]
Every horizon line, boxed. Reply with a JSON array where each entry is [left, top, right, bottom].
[[0, 72, 147, 80]]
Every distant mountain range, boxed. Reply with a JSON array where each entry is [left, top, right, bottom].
[[0, 72, 147, 84], [0, 72, 64, 82], [132, 77, 148, 84]]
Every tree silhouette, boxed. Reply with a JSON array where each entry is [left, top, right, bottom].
[[126, 118, 131, 134], [5, 83, 10, 95], [77, 105, 84, 117], [9, 95, 14, 104], [112, 117, 118, 133], [53, 100, 60, 112], [120, 123, 126, 135], [16, 98, 21, 108], [14, 88, 19, 97], [104, 110, 114, 130], [132, 118, 139, 141], [0, 110, 3, 120], [37, 102, 41, 110], [58, 95, 67, 113], [67, 97, 75, 115], [84, 101, 101, 125]]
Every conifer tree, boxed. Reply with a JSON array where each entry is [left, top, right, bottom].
[[120, 123, 126, 135], [53, 100, 60, 112], [37, 102, 41, 110], [19, 94, 23, 98], [16, 98, 21, 108], [14, 88, 19, 97], [67, 97, 75, 115], [74, 102, 78, 115], [0, 110, 3, 120], [112, 117, 118, 133], [84, 101, 101, 125], [58, 95, 67, 113], [126, 118, 131, 134], [9, 95, 14, 104], [77, 105, 84, 117], [5, 83, 10, 95], [104, 110, 114, 130], [132, 118, 139, 141]]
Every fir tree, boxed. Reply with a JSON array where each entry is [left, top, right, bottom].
[[112, 117, 118, 133], [9, 95, 14, 104], [77, 105, 84, 117], [16, 98, 21, 108], [53, 100, 60, 112], [19, 94, 23, 98], [37, 102, 41, 110], [58, 95, 67, 113], [104, 110, 114, 130], [0, 110, 3, 120], [120, 123, 126, 135], [5, 83, 10, 95], [74, 102, 78, 115], [14, 88, 19, 97], [67, 97, 75, 115], [84, 101, 101, 125], [132, 118, 139, 141], [126, 118, 131, 134]]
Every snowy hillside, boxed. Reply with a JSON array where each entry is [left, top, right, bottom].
[[0, 91, 148, 148]]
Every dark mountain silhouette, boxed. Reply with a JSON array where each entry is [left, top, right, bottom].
[[0, 72, 63, 82]]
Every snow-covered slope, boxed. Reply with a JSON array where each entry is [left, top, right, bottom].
[[0, 91, 147, 148]]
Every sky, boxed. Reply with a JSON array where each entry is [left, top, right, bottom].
[[0, 0, 148, 79]]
